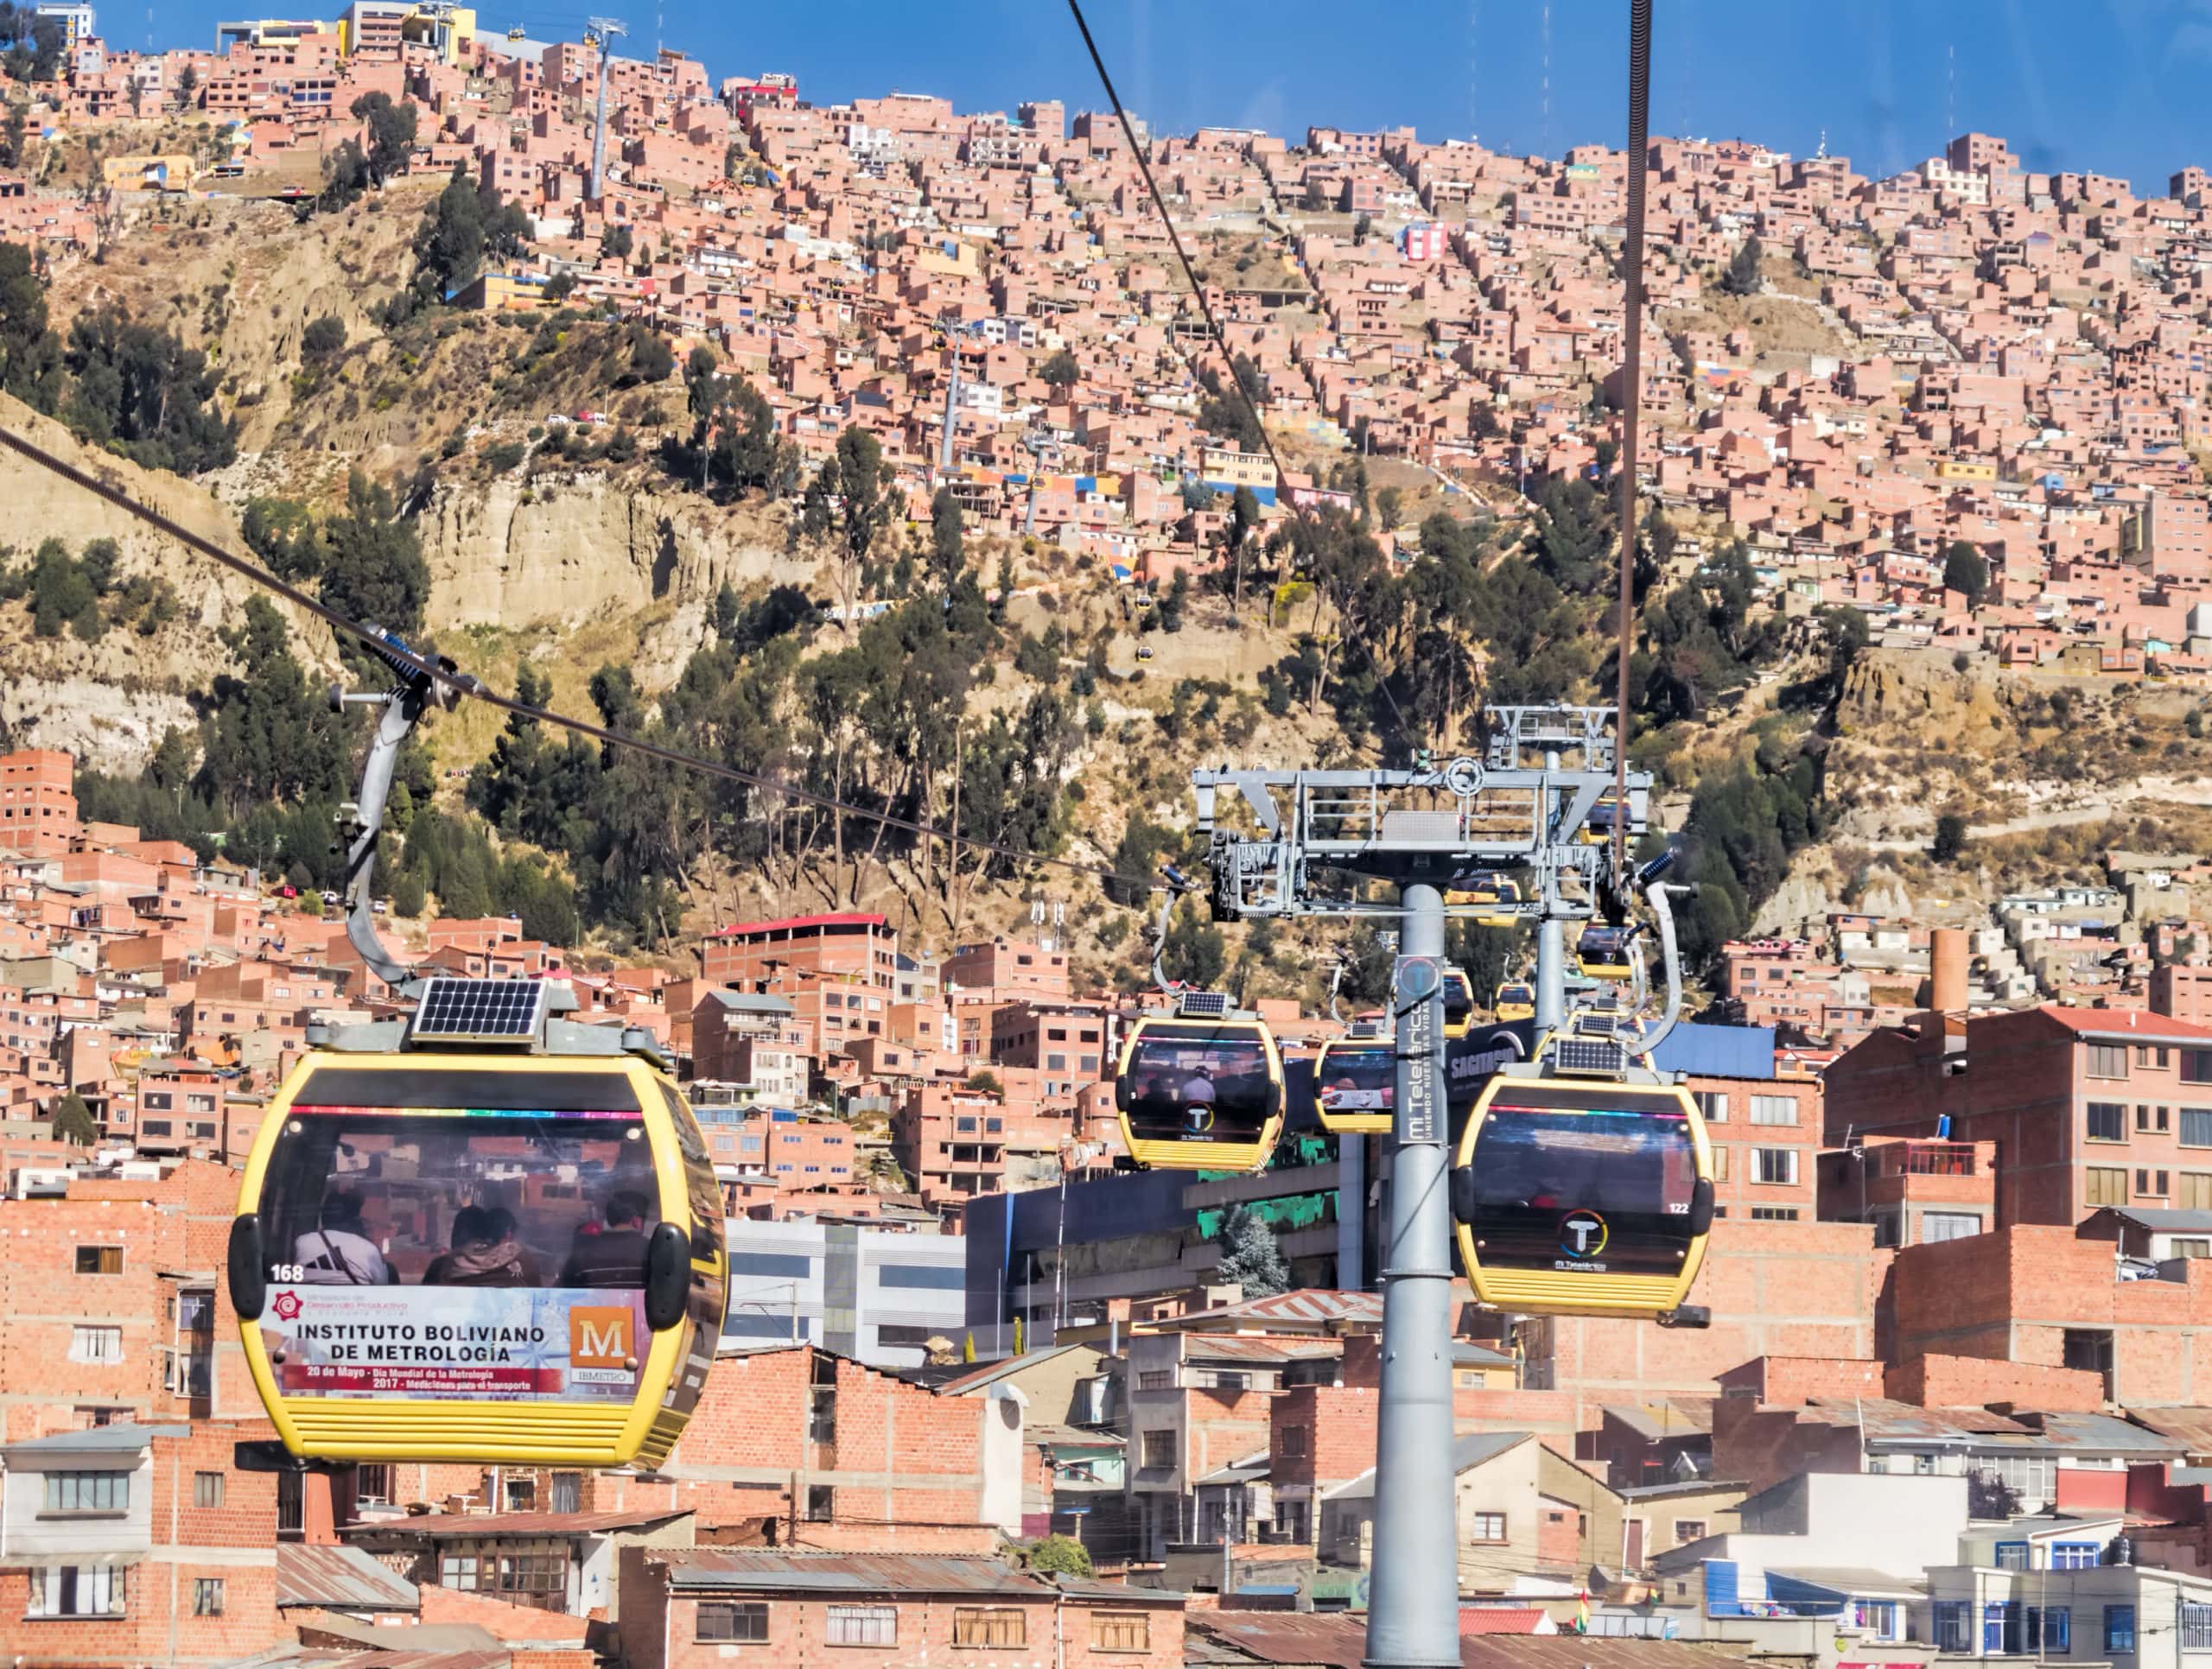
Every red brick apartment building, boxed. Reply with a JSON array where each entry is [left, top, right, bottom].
[[942, 936, 1071, 1001], [1818, 1134, 1999, 1247], [702, 911, 899, 993], [1824, 1006, 2212, 1226], [0, 747, 80, 854], [0, 1158, 253, 1439], [1685, 1066, 1821, 1223], [0, 1419, 281, 1668], [622, 1549, 1185, 1669]]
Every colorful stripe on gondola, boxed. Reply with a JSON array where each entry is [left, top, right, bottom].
[[289, 1105, 640, 1120]]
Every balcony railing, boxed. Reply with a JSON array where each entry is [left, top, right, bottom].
[[1884, 1141, 1979, 1177]]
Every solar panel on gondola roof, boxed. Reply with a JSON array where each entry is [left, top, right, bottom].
[[411, 977, 549, 1043]]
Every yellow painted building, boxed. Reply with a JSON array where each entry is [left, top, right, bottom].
[[102, 154, 199, 191]]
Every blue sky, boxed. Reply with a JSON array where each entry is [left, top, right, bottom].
[[156, 1, 2212, 194]]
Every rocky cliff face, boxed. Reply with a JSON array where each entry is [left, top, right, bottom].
[[416, 474, 809, 630]]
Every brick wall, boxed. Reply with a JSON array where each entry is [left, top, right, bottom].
[[1885, 1352, 2106, 1410], [1714, 1355, 1885, 1403], [1524, 1220, 1885, 1423], [1889, 1225, 2212, 1404]]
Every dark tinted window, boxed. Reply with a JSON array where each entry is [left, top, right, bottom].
[[1314, 1044, 1395, 1114], [265, 1067, 659, 1290], [1462, 1084, 1700, 1278], [1118, 1022, 1278, 1145]]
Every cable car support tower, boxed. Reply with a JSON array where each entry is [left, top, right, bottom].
[[1191, 705, 1680, 1668]]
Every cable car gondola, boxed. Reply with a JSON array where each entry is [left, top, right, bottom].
[[1115, 993, 1286, 1171], [1440, 966, 1476, 1038], [1446, 874, 1522, 928], [229, 983, 729, 1467], [1312, 1031, 1395, 1135], [1494, 982, 1535, 1024], [1449, 1026, 1713, 1323], [1576, 923, 1637, 981]]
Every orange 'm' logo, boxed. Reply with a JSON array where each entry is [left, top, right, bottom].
[[570, 1306, 634, 1368]]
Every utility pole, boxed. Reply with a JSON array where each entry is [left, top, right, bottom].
[[587, 16, 627, 204], [1365, 883, 1459, 1666], [1191, 705, 1650, 1669]]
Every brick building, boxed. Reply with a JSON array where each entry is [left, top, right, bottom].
[[0, 1419, 279, 1667], [1824, 1006, 2212, 1227], [702, 912, 899, 994], [621, 1549, 1185, 1669], [1887, 1223, 2212, 1405], [606, 1346, 1032, 1536], [1817, 1134, 1999, 1247], [942, 936, 1071, 1002], [0, 748, 80, 854]]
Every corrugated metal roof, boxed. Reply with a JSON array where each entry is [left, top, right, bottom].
[[1191, 1615, 1726, 1668], [1459, 1608, 1549, 1634], [351, 1507, 690, 1541], [2030, 1412, 2183, 1452], [1184, 1335, 1342, 1363], [1649, 1022, 1777, 1082], [1600, 1398, 1716, 1441], [2126, 1409, 2212, 1454], [277, 1544, 419, 1611], [661, 1551, 1043, 1597], [1162, 1291, 1382, 1332], [2095, 1206, 2212, 1232]]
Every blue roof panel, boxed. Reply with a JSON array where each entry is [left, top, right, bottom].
[[1649, 1023, 1777, 1082]]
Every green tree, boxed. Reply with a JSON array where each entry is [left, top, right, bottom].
[[1932, 813, 1969, 863], [1162, 908, 1227, 989], [601, 223, 633, 261], [1720, 235, 1764, 296], [1942, 540, 1989, 608], [62, 305, 235, 474], [1375, 485, 1403, 527], [0, 240, 59, 410], [1215, 1205, 1290, 1298], [412, 165, 485, 301], [1038, 346, 1079, 388], [349, 92, 418, 184], [1819, 604, 1870, 684], [929, 485, 964, 582], [0, 101, 22, 170], [1023, 1535, 1093, 1578], [300, 314, 346, 365], [318, 469, 429, 638], [51, 1090, 96, 1144]]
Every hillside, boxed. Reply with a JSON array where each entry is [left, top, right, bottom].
[[1, 161, 2170, 1017]]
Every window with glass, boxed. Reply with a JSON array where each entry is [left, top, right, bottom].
[[550, 1472, 582, 1514], [2185, 1109, 2212, 1147], [2025, 1606, 2069, 1652], [825, 1605, 897, 1647], [1141, 1431, 1175, 1469], [1696, 1090, 1727, 1122], [2051, 1542, 2101, 1570], [1923, 1212, 1982, 1242], [2183, 1602, 2212, 1651], [1674, 1520, 1707, 1544], [1470, 1511, 1506, 1541], [2139, 1105, 2171, 1133], [194, 1471, 226, 1508], [696, 1601, 769, 1642], [1091, 1611, 1150, 1653], [29, 1565, 124, 1617], [43, 1471, 128, 1514], [2105, 1603, 2136, 1653], [74, 1246, 122, 1274], [1752, 1148, 1798, 1185], [441, 1556, 480, 1590], [1933, 1601, 1972, 1652], [68, 1325, 122, 1364], [2186, 1050, 2212, 1085], [1994, 1542, 2028, 1571], [1749, 1095, 1796, 1125], [1751, 1206, 1800, 1221], [2088, 1101, 2126, 1141], [953, 1609, 1027, 1647], [2088, 1167, 2129, 1207], [193, 1578, 224, 1616], [2088, 1044, 2130, 1080], [259, 1065, 664, 1295], [1280, 1426, 1309, 1458]]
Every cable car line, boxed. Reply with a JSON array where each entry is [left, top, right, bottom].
[[0, 421, 1166, 898], [1610, 0, 1654, 872]]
